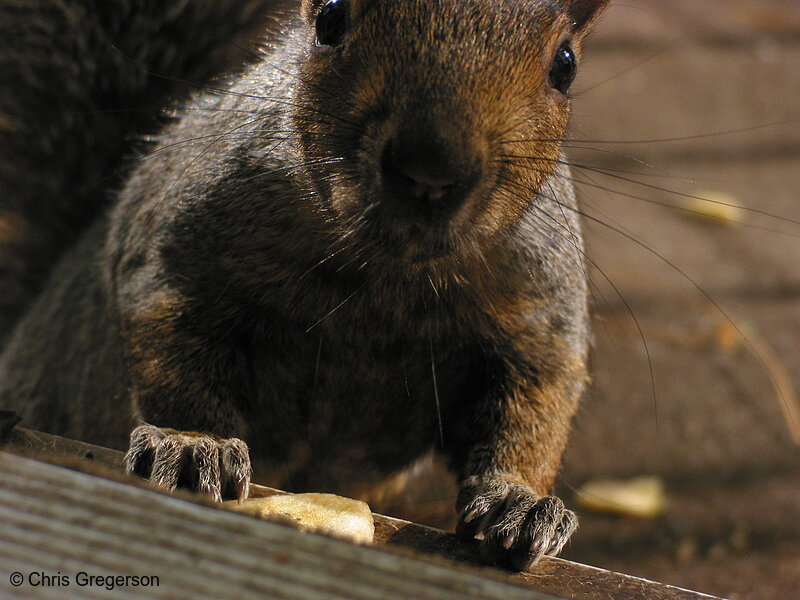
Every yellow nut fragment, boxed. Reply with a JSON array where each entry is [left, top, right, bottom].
[[680, 190, 744, 226], [223, 493, 374, 544], [575, 476, 666, 518]]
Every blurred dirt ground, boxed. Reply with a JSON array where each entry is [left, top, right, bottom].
[[387, 2, 800, 599], [563, 2, 800, 598]]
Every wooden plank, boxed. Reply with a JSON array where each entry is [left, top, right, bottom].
[[2, 422, 124, 471], [0, 420, 721, 600], [0, 451, 563, 600]]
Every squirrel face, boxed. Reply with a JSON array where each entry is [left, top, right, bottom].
[[294, 0, 608, 264]]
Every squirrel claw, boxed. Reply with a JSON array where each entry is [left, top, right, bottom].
[[125, 424, 252, 502], [456, 480, 577, 570]]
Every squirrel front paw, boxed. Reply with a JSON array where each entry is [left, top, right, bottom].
[[456, 478, 577, 570], [124, 424, 251, 502]]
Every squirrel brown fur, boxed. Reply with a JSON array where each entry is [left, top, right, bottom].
[[0, 0, 609, 570]]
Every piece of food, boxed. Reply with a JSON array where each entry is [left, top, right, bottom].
[[575, 476, 666, 518], [680, 190, 744, 226], [223, 493, 374, 544]]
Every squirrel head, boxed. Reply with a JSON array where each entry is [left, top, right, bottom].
[[293, 0, 609, 265]]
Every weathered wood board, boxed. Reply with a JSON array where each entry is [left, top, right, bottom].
[[0, 425, 720, 600]]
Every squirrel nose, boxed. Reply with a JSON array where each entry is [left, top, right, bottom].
[[381, 131, 483, 221], [393, 162, 455, 203]]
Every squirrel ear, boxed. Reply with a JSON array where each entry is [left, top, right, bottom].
[[564, 0, 611, 34]]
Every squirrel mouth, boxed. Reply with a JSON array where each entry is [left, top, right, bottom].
[[357, 195, 466, 263], [344, 205, 459, 264], [404, 239, 456, 263]]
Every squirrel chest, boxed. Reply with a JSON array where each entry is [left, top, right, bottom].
[[244, 313, 497, 489]]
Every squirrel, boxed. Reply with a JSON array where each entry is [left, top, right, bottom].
[[0, 0, 609, 570]]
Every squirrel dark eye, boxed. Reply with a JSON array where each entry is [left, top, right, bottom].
[[316, 0, 348, 47], [549, 41, 577, 95]]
